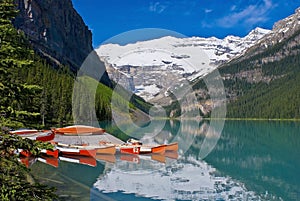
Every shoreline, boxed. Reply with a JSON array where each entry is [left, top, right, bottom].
[[203, 118, 300, 121]]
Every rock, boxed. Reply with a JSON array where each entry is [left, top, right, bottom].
[[13, 0, 111, 86], [242, 7, 300, 60]]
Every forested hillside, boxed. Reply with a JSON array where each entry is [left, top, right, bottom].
[[220, 29, 300, 119], [0, 1, 150, 129], [191, 10, 300, 119]]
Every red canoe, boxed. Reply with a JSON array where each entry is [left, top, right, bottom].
[[35, 130, 55, 142], [139, 144, 166, 154], [40, 149, 59, 158], [53, 125, 105, 135], [119, 144, 171, 155], [119, 145, 141, 154], [10, 129, 55, 142], [19, 148, 59, 158], [10, 129, 39, 135], [56, 146, 97, 157]]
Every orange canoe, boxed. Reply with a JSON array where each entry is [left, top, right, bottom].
[[96, 145, 116, 155], [151, 144, 166, 154], [53, 125, 105, 135], [165, 142, 178, 151]]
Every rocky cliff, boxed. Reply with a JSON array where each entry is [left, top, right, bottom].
[[235, 8, 300, 63], [14, 0, 92, 70], [13, 0, 111, 86], [220, 8, 300, 84]]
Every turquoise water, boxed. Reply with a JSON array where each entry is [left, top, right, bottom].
[[31, 120, 300, 201]]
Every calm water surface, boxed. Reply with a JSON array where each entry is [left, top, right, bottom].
[[31, 120, 300, 201]]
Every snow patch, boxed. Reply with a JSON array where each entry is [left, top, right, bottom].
[[96, 27, 269, 101]]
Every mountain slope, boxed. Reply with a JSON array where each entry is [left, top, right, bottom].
[[14, 0, 91, 70], [13, 0, 111, 86], [204, 8, 300, 119]]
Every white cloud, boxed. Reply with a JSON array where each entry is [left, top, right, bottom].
[[149, 2, 167, 14], [215, 0, 276, 28], [230, 5, 237, 11], [205, 9, 213, 13]]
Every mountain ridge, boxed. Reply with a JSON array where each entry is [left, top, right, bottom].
[[97, 27, 270, 103], [212, 7, 300, 118], [14, 0, 92, 71]]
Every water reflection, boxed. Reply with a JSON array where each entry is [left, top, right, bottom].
[[92, 155, 259, 201], [205, 121, 300, 201], [30, 120, 300, 201]]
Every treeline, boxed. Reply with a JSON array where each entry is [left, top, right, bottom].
[[227, 72, 300, 119], [220, 28, 300, 75], [19, 58, 74, 127], [2, 47, 150, 128], [190, 27, 300, 119], [223, 32, 300, 119], [0, 0, 151, 129]]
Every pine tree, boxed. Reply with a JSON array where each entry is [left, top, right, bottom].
[[0, 0, 41, 127]]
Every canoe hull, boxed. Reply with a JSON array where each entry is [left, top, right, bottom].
[[120, 146, 140, 154], [40, 149, 59, 158], [165, 142, 178, 151], [36, 131, 55, 142], [54, 125, 105, 135], [11, 130, 55, 142], [57, 146, 97, 157], [139, 146, 152, 154], [57, 143, 116, 155], [96, 145, 116, 155], [10, 129, 38, 135], [152, 145, 166, 154]]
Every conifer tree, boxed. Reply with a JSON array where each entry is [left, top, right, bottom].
[[0, 0, 41, 127]]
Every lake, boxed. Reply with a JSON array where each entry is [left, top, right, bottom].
[[30, 120, 300, 201]]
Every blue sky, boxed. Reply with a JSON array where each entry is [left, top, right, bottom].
[[72, 0, 300, 47]]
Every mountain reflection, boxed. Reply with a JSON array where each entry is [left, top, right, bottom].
[[92, 155, 260, 201]]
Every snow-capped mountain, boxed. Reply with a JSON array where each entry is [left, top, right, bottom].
[[96, 27, 269, 102], [239, 8, 300, 61]]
